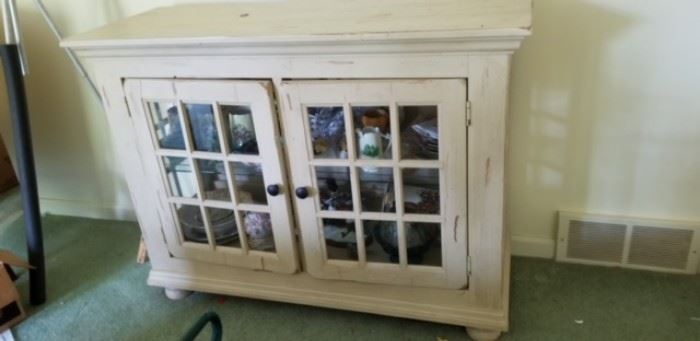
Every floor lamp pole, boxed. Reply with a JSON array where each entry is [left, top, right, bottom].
[[1, 0, 46, 305]]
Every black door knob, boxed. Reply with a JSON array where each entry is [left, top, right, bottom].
[[266, 184, 281, 196], [295, 187, 309, 199]]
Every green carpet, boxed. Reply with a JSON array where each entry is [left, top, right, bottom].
[[0, 190, 698, 340]]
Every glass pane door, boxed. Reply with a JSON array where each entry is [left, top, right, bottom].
[[125, 79, 298, 274], [280, 79, 468, 289]]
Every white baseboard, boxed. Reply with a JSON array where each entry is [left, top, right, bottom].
[[511, 235, 556, 258], [40, 197, 136, 221]]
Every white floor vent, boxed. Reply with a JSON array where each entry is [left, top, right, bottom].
[[557, 211, 700, 274]]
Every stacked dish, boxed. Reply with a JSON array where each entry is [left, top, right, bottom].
[[178, 205, 238, 245], [410, 118, 439, 159]]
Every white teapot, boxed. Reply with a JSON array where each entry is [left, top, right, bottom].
[[356, 127, 391, 173], [356, 127, 383, 159]]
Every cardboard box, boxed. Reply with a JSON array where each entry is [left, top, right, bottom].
[[0, 138, 17, 194], [0, 251, 32, 333]]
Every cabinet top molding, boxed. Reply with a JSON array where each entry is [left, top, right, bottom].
[[61, 0, 531, 53]]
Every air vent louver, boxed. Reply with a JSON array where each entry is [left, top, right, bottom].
[[628, 226, 693, 270], [567, 220, 626, 262], [557, 212, 700, 274]]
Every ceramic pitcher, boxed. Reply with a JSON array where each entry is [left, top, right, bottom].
[[357, 127, 383, 159]]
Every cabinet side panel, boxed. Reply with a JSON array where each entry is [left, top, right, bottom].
[[94, 68, 173, 266], [467, 54, 510, 309]]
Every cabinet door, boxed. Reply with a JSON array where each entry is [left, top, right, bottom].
[[280, 79, 468, 288], [125, 79, 298, 274]]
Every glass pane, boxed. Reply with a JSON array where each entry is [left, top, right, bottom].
[[185, 103, 221, 152], [162, 156, 197, 198], [147, 101, 186, 150], [230, 162, 267, 205], [242, 212, 276, 252], [400, 106, 438, 160], [206, 207, 240, 248], [366, 220, 399, 264], [307, 106, 348, 159], [353, 106, 391, 160], [322, 219, 361, 261], [175, 204, 208, 244], [315, 166, 353, 211], [196, 159, 230, 202], [221, 105, 259, 155], [402, 168, 440, 215], [358, 167, 395, 213], [406, 222, 441, 266]]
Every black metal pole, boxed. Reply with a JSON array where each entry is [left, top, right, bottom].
[[0, 43, 45, 305]]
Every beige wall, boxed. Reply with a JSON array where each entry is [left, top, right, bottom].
[[509, 0, 700, 256], [0, 0, 698, 257], [0, 0, 173, 219]]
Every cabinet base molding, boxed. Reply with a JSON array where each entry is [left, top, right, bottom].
[[164, 287, 193, 300], [148, 269, 507, 332], [466, 327, 502, 341]]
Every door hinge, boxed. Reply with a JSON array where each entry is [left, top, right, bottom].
[[467, 256, 472, 276], [466, 101, 472, 126]]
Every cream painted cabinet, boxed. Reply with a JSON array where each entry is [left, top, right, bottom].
[[63, 1, 531, 339]]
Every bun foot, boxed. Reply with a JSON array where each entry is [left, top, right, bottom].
[[164, 288, 192, 300], [466, 327, 501, 341]]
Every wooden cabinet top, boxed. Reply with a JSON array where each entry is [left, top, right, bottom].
[[62, 0, 531, 50]]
